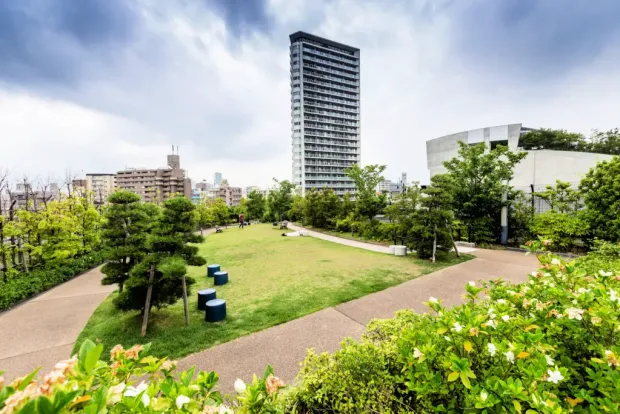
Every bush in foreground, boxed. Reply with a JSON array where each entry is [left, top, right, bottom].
[[290, 253, 620, 412]]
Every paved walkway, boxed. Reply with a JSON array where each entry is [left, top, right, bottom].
[[177, 248, 538, 392], [288, 223, 477, 254], [0, 267, 115, 381]]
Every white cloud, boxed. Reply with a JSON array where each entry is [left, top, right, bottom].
[[1, 0, 619, 188]]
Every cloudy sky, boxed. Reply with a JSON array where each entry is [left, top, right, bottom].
[[1, 0, 619, 188]]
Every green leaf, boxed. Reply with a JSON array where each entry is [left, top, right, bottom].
[[17, 368, 40, 391], [17, 399, 37, 414], [437, 327, 448, 334], [460, 372, 471, 389], [35, 396, 55, 414], [464, 341, 473, 353], [83, 344, 103, 375], [513, 400, 522, 413], [139, 356, 158, 365], [263, 364, 274, 380], [447, 371, 459, 382], [78, 339, 96, 373], [54, 390, 81, 410]]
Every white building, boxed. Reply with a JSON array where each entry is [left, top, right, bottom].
[[426, 123, 613, 211], [290, 31, 361, 196]]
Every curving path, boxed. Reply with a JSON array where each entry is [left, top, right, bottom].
[[0, 267, 115, 381]]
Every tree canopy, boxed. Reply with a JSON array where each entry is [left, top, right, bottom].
[[580, 157, 620, 242], [519, 128, 620, 155]]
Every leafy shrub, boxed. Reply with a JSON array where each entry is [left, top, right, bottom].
[[0, 250, 106, 310], [289, 253, 620, 412], [530, 210, 589, 251], [0, 339, 285, 413], [334, 216, 353, 233]]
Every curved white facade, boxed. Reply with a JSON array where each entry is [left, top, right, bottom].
[[426, 124, 613, 210]]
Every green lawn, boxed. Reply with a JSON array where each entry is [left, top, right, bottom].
[[75, 224, 471, 359]]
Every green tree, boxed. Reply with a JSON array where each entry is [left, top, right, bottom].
[[533, 180, 582, 213], [589, 128, 620, 155], [508, 190, 534, 244], [268, 179, 296, 221], [384, 183, 421, 240], [519, 129, 587, 152], [341, 192, 355, 219], [211, 198, 230, 226], [247, 190, 266, 222], [72, 194, 103, 253], [411, 174, 456, 261], [344, 164, 387, 220], [580, 156, 620, 242], [289, 194, 306, 223], [100, 191, 152, 292], [443, 142, 526, 244], [114, 197, 206, 329]]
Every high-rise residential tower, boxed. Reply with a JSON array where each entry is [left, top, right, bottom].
[[289, 31, 361, 196]]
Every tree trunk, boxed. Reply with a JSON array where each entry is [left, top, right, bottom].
[[141, 265, 155, 337], [9, 201, 16, 266], [432, 224, 437, 263], [446, 219, 460, 258], [182, 275, 190, 326]]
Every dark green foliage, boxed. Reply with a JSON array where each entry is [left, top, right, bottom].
[[114, 196, 205, 312], [0, 250, 106, 310], [533, 180, 582, 213], [344, 164, 387, 220], [247, 190, 266, 222], [580, 156, 620, 242], [530, 210, 589, 251], [508, 190, 534, 244], [303, 188, 342, 229], [384, 183, 421, 239], [288, 194, 305, 222], [410, 174, 455, 259], [267, 179, 296, 221], [100, 191, 153, 292], [519, 128, 620, 155], [443, 142, 526, 244]]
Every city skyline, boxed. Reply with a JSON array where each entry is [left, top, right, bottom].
[[1, 1, 619, 188]]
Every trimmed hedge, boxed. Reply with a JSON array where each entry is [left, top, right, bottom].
[[0, 250, 106, 310]]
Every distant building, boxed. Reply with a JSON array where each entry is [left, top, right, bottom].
[[195, 180, 211, 191], [72, 179, 87, 189], [116, 151, 192, 203], [245, 186, 262, 196], [86, 174, 116, 205], [12, 182, 60, 210], [399, 172, 407, 186], [376, 180, 392, 193], [214, 172, 222, 186]]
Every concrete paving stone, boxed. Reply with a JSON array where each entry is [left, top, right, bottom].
[[0, 344, 74, 382]]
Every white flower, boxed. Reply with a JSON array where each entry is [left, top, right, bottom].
[[487, 343, 497, 356], [546, 369, 564, 384], [505, 351, 515, 364], [497, 299, 507, 304], [428, 296, 438, 303], [545, 355, 554, 366], [549, 283, 555, 288], [551, 258, 561, 266], [176, 395, 191, 409], [124, 382, 147, 397], [501, 315, 510, 322], [444, 336, 451, 341], [610, 289, 620, 303], [453, 322, 463, 332], [480, 391, 488, 401], [468, 281, 476, 287], [566, 307, 584, 320], [486, 319, 497, 329], [487, 308, 495, 316], [413, 348, 424, 360], [218, 405, 233, 414], [507, 290, 516, 296], [577, 288, 589, 295], [234, 378, 246, 393], [599, 270, 613, 277], [523, 286, 531, 292], [107, 382, 126, 404], [530, 271, 537, 277], [124, 382, 149, 407]]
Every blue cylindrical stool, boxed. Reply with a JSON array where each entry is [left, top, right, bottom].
[[207, 264, 220, 277], [214, 271, 229, 286], [205, 299, 226, 322], [197, 288, 216, 311]]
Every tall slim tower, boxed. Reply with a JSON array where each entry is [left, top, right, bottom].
[[289, 31, 361, 196]]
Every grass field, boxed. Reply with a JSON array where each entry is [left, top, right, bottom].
[[75, 224, 471, 359]]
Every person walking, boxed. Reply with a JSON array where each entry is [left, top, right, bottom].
[[239, 213, 245, 229]]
